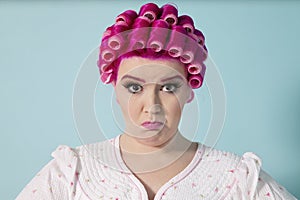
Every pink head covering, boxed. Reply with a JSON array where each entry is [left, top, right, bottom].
[[97, 2, 208, 89]]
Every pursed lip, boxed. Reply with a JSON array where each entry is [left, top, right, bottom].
[[141, 121, 164, 130]]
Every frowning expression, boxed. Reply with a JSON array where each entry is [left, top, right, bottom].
[[114, 56, 192, 147]]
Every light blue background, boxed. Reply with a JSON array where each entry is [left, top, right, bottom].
[[1, 1, 299, 199]]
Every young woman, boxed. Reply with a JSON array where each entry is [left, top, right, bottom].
[[17, 3, 297, 200]]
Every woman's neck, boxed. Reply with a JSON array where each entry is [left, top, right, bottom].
[[119, 131, 196, 173]]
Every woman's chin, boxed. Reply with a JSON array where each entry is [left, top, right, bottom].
[[125, 127, 176, 147]]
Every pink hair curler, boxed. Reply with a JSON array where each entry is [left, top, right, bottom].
[[180, 38, 198, 63], [102, 26, 113, 42], [128, 17, 151, 51], [115, 10, 137, 26], [160, 4, 178, 25], [187, 63, 202, 75], [166, 25, 186, 57], [97, 3, 209, 89], [188, 74, 203, 89], [108, 24, 128, 50], [98, 59, 114, 73], [147, 20, 170, 52], [191, 29, 205, 46], [100, 40, 117, 62], [178, 15, 195, 33], [139, 3, 160, 23]]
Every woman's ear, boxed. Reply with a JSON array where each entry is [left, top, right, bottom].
[[186, 90, 194, 103], [112, 81, 116, 87], [115, 92, 120, 105], [115, 96, 120, 104]]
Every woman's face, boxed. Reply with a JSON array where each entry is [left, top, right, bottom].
[[114, 56, 192, 147]]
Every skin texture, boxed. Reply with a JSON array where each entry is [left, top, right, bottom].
[[114, 56, 193, 151], [113, 57, 198, 199]]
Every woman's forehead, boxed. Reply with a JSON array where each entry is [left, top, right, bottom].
[[117, 57, 187, 83]]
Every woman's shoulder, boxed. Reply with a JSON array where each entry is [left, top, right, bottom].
[[52, 137, 117, 166], [196, 145, 297, 199], [192, 144, 259, 184], [199, 144, 262, 169], [16, 139, 118, 199]]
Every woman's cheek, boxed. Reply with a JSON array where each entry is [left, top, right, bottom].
[[128, 97, 141, 121], [164, 94, 183, 109]]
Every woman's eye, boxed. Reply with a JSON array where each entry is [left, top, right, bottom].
[[127, 84, 142, 93], [161, 84, 178, 93]]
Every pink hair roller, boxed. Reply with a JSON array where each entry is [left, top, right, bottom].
[[166, 25, 186, 57], [100, 49, 116, 63], [97, 59, 107, 73], [97, 3, 209, 89], [100, 40, 117, 62], [193, 29, 205, 46], [147, 20, 170, 52], [197, 45, 208, 62], [193, 45, 208, 63], [160, 4, 178, 25], [187, 63, 202, 75], [188, 74, 203, 89], [115, 10, 138, 26], [108, 24, 128, 50], [186, 45, 208, 75], [128, 17, 151, 51], [97, 58, 114, 73], [180, 38, 198, 63], [139, 3, 160, 23], [188, 29, 206, 61], [102, 26, 113, 42], [178, 15, 195, 33]]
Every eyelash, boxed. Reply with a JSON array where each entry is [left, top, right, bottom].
[[123, 82, 143, 93], [122, 81, 182, 94]]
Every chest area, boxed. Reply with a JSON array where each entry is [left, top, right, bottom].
[[76, 161, 238, 200]]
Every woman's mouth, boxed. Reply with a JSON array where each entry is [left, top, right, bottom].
[[141, 121, 164, 130]]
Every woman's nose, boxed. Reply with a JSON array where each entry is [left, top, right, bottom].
[[147, 104, 162, 114], [143, 87, 162, 114]]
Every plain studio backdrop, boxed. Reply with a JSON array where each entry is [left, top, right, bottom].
[[0, 1, 299, 199]]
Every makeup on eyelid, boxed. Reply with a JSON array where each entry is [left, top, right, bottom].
[[122, 80, 183, 93]]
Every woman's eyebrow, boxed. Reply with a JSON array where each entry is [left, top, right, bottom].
[[121, 75, 146, 83], [121, 75, 184, 83], [160, 75, 184, 82]]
